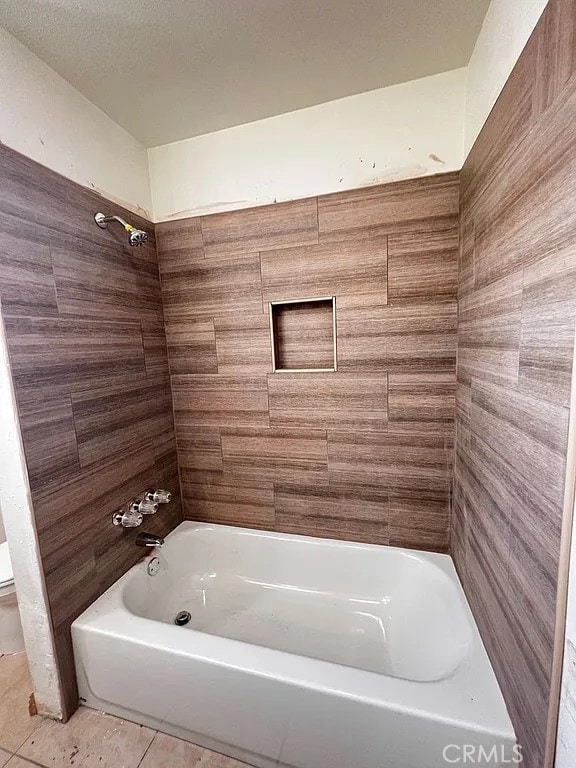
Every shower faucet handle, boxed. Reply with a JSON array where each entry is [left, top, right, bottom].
[[130, 499, 159, 515], [113, 509, 143, 528], [145, 489, 172, 504]]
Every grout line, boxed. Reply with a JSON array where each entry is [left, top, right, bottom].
[[385, 235, 389, 306], [13, 755, 49, 768], [138, 319, 148, 374], [8, 690, 44, 756], [199, 217, 207, 256], [46, 240, 59, 314], [218, 423, 224, 470], [258, 251, 266, 315], [67, 393, 82, 469], [213, 315, 223, 375], [135, 730, 157, 768]]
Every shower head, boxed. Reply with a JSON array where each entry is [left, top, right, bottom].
[[128, 228, 148, 247], [94, 212, 149, 247]]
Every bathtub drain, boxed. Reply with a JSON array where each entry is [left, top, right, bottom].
[[175, 611, 191, 626]]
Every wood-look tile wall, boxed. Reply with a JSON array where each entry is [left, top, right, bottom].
[[453, 1, 576, 764], [157, 172, 459, 553], [0, 145, 182, 718]]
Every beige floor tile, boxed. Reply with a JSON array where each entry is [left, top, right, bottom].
[[139, 732, 253, 768], [0, 748, 12, 768], [19, 707, 154, 768], [6, 757, 47, 768], [0, 654, 41, 752]]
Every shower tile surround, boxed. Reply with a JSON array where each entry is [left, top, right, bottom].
[[0, 8, 572, 762], [452, 0, 576, 765], [0, 145, 183, 719], [157, 173, 460, 550]]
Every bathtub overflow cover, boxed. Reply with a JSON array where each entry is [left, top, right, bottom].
[[175, 611, 191, 626], [147, 557, 161, 577]]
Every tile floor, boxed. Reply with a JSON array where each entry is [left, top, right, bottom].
[[0, 653, 252, 768]]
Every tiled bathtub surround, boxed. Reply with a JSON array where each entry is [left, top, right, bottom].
[[2, 12, 573, 758], [0, 145, 183, 718], [452, 0, 576, 765], [156, 172, 459, 552]]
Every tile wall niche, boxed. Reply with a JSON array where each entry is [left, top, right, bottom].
[[452, 0, 576, 764], [0, 144, 183, 718], [156, 172, 459, 552]]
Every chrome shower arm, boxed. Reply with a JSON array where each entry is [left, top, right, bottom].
[[95, 212, 130, 230]]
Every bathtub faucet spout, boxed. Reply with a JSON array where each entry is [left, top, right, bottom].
[[135, 532, 165, 548]]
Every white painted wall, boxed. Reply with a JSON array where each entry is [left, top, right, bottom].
[[0, 26, 152, 218], [557, 505, 576, 767], [556, 416, 576, 767], [0, 310, 62, 717], [0, 2, 550, 221], [149, 68, 466, 221], [464, 0, 549, 154]]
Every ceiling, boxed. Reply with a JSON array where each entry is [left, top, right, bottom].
[[0, 0, 490, 148]]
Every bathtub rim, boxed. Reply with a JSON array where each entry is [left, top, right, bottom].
[[72, 521, 516, 742]]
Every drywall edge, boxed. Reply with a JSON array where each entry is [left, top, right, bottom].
[[464, 0, 550, 154], [148, 68, 467, 221], [0, 25, 152, 219], [1, 2, 551, 223], [0, 308, 63, 718]]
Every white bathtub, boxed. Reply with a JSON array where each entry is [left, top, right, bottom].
[[72, 522, 515, 767]]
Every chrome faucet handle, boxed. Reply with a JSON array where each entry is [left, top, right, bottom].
[[113, 509, 143, 527], [145, 489, 172, 504], [130, 499, 159, 515]]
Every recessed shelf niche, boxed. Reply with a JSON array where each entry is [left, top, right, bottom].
[[269, 297, 337, 373]]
